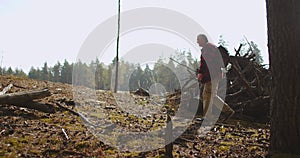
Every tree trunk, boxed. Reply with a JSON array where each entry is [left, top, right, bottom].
[[266, 0, 300, 155]]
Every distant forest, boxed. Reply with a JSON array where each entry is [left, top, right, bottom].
[[0, 38, 263, 92], [0, 50, 198, 92]]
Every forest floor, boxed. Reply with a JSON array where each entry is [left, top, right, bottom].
[[0, 75, 270, 157]]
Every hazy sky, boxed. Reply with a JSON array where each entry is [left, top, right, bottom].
[[0, 0, 268, 73]]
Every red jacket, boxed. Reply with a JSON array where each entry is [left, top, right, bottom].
[[198, 43, 223, 83]]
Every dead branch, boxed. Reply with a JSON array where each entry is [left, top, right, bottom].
[[0, 84, 13, 95], [231, 61, 256, 98]]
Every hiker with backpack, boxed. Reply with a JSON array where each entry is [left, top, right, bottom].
[[196, 34, 235, 123]]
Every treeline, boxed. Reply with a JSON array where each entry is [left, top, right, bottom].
[[27, 60, 73, 84], [0, 67, 27, 77], [0, 38, 264, 92], [68, 50, 199, 92], [0, 51, 199, 92]]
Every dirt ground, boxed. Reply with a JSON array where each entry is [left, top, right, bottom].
[[0, 75, 270, 157]]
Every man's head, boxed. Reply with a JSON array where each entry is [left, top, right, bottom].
[[197, 34, 208, 47]]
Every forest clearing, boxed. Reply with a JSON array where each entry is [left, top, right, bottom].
[[1, 0, 300, 157], [0, 75, 270, 157]]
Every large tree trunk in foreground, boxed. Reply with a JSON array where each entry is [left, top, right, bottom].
[[267, 0, 300, 156]]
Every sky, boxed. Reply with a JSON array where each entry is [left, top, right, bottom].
[[0, 0, 268, 73]]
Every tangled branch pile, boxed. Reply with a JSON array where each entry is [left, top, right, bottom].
[[226, 54, 271, 122]]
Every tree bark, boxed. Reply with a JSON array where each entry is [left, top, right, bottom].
[[267, 0, 300, 155]]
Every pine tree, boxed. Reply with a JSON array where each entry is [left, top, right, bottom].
[[129, 64, 144, 91], [52, 62, 61, 82], [41, 62, 49, 80], [28, 67, 38, 79], [14, 68, 26, 77], [6, 67, 13, 75], [61, 60, 72, 84]]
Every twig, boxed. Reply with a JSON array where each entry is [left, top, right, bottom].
[[246, 143, 267, 148], [215, 122, 236, 128], [0, 129, 5, 135], [62, 128, 69, 140], [169, 57, 196, 72], [56, 102, 99, 128], [176, 137, 197, 143], [56, 102, 79, 116], [13, 84, 26, 89], [234, 44, 243, 56]]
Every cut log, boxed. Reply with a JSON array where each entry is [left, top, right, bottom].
[[0, 89, 51, 105]]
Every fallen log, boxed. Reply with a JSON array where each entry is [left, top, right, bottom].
[[0, 89, 54, 113], [0, 89, 51, 105]]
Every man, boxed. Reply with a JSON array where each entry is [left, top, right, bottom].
[[197, 34, 235, 122]]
